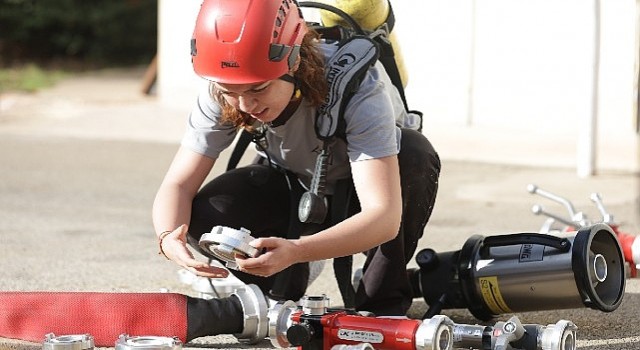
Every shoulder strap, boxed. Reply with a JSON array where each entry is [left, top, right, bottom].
[[315, 35, 379, 140], [303, 0, 408, 113], [226, 129, 253, 171]]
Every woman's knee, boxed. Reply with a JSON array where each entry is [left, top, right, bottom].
[[190, 165, 291, 239], [398, 129, 441, 177]]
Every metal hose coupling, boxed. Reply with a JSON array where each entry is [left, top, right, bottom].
[[43, 333, 95, 350], [114, 334, 182, 350], [415, 315, 454, 350], [451, 316, 577, 350], [199, 226, 260, 270], [231, 284, 269, 344], [539, 320, 578, 350]]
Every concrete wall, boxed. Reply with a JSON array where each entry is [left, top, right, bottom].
[[157, 0, 639, 175]]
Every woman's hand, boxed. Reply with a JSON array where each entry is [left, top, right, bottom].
[[234, 237, 299, 277], [160, 224, 229, 278]]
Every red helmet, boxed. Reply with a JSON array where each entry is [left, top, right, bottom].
[[191, 0, 308, 84]]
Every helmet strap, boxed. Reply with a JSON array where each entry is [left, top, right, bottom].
[[279, 74, 295, 84], [279, 74, 301, 101], [267, 79, 302, 128]]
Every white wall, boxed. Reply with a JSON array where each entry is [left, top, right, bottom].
[[157, 0, 205, 109], [158, 0, 639, 174]]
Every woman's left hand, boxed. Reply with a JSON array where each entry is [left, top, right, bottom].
[[234, 237, 299, 277]]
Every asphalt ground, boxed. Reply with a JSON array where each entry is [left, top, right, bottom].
[[0, 68, 639, 349]]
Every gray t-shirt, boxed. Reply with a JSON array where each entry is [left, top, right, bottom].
[[181, 40, 418, 193]]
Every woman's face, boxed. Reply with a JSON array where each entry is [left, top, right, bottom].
[[214, 79, 295, 124]]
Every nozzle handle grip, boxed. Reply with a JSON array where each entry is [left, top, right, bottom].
[[480, 233, 571, 258]]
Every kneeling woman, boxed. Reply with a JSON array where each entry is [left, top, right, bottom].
[[152, 0, 440, 317]]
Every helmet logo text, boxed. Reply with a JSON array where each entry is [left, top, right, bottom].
[[221, 61, 240, 68]]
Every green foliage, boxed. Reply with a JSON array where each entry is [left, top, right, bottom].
[[0, 64, 67, 93], [0, 0, 158, 67]]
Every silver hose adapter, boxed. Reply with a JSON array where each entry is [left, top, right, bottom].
[[539, 320, 578, 350], [415, 315, 454, 350], [199, 226, 260, 270], [232, 284, 269, 344], [114, 334, 182, 350], [451, 316, 577, 350], [43, 333, 94, 350]]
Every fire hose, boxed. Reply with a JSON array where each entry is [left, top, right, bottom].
[[267, 295, 577, 350], [0, 284, 267, 347]]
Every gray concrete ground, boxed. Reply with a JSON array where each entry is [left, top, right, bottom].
[[0, 68, 639, 349]]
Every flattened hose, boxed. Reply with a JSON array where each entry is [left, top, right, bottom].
[[0, 292, 243, 346]]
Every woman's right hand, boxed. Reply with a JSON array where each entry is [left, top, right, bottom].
[[160, 224, 229, 278]]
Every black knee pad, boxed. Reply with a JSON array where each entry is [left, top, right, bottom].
[[398, 128, 441, 176]]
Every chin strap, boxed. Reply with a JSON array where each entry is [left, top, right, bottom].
[[278, 73, 295, 84], [279, 73, 300, 101]]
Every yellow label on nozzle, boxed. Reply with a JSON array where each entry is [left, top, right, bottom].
[[479, 276, 512, 314]]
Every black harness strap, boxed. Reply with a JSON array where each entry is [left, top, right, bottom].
[[331, 178, 357, 308], [226, 129, 253, 171]]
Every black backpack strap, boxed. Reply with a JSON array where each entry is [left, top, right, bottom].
[[374, 37, 408, 111], [334, 255, 355, 308], [365, 2, 408, 112], [226, 129, 253, 171], [331, 178, 357, 309]]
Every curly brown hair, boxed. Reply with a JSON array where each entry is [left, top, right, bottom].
[[210, 29, 328, 130]]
